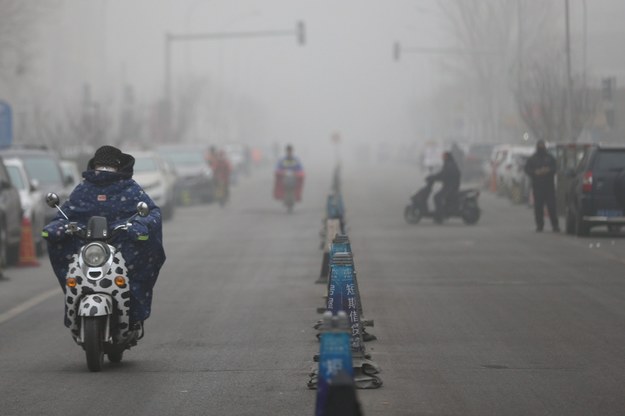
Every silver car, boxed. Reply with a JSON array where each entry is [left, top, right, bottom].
[[132, 151, 177, 221], [4, 157, 46, 255]]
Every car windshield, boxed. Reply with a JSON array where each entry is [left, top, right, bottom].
[[594, 151, 625, 172], [134, 157, 158, 173], [161, 150, 204, 167], [21, 156, 63, 186], [6, 165, 25, 190]]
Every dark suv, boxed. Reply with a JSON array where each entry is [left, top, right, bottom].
[[564, 145, 625, 236]]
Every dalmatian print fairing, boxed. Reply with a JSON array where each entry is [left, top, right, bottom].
[[65, 249, 133, 342]]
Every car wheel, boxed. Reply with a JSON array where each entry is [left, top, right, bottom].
[[575, 212, 590, 237], [0, 221, 7, 269], [565, 208, 575, 235]]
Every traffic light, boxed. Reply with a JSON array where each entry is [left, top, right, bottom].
[[296, 20, 306, 46], [602, 77, 615, 101]]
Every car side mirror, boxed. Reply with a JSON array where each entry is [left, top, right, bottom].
[[64, 174, 74, 187], [30, 179, 39, 192]]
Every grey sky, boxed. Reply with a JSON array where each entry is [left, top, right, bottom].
[[14, 0, 625, 151]]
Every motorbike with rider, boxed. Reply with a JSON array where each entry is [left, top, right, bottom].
[[273, 144, 305, 213], [207, 146, 232, 207], [404, 151, 480, 225], [42, 145, 166, 371]]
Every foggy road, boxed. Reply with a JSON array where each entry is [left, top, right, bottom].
[[2, 160, 625, 416]]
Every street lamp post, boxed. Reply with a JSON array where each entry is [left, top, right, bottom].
[[162, 21, 306, 141]]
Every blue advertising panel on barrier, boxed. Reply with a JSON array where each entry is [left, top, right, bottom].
[[327, 261, 363, 352], [315, 323, 353, 416]]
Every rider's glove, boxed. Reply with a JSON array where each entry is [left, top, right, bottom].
[[41, 219, 69, 242], [127, 222, 149, 241]]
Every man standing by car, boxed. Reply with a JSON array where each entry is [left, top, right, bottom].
[[524, 140, 560, 232]]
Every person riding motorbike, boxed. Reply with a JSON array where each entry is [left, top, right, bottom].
[[426, 151, 461, 222], [208, 146, 232, 205], [42, 145, 166, 333], [273, 144, 305, 206]]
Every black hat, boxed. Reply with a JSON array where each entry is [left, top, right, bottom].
[[88, 145, 134, 171]]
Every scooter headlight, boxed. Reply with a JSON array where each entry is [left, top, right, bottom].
[[81, 243, 110, 267]]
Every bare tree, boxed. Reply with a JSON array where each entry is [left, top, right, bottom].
[[516, 54, 595, 142], [0, 0, 50, 85], [436, 0, 559, 142]]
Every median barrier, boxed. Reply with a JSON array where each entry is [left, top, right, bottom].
[[310, 311, 363, 415], [314, 252, 382, 389]]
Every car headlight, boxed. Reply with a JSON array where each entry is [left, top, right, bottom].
[[81, 242, 110, 267]]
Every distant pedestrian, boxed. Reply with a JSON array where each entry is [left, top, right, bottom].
[[524, 140, 560, 232]]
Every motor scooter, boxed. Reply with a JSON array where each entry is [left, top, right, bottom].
[[404, 180, 481, 225], [46, 192, 149, 371]]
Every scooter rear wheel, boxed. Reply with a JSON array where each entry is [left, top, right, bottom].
[[84, 316, 105, 372], [461, 205, 481, 225]]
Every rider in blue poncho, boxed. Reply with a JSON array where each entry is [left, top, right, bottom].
[[43, 145, 166, 330]]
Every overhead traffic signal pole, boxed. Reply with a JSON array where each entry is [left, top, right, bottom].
[[163, 21, 306, 140]]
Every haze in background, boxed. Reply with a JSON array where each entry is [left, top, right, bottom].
[[3, 0, 625, 162]]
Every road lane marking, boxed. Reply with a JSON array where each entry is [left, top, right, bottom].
[[0, 288, 60, 325]]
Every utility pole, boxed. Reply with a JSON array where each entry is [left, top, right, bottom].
[[565, 0, 574, 142]]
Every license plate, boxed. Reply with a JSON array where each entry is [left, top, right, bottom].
[[597, 209, 623, 217]]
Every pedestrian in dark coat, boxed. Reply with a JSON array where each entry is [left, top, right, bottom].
[[43, 145, 166, 325], [524, 140, 560, 232]]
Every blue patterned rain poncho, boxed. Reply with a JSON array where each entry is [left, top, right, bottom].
[[43, 152, 166, 325]]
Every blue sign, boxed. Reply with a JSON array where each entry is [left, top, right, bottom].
[[315, 319, 353, 416], [326, 258, 363, 353], [0, 100, 12, 149]]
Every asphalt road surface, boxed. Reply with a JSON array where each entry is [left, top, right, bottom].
[[2, 159, 625, 416]]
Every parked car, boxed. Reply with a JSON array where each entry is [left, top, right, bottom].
[[132, 151, 177, 220], [497, 146, 534, 202], [4, 157, 46, 256], [223, 142, 250, 177], [464, 142, 495, 183], [59, 159, 82, 188], [564, 145, 625, 236], [0, 147, 73, 224], [156, 145, 215, 205], [555, 142, 593, 216], [0, 157, 23, 266]]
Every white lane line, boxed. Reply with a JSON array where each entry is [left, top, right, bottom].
[[0, 288, 61, 325]]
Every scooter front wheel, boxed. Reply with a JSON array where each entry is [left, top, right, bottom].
[[84, 316, 106, 372], [404, 205, 422, 224]]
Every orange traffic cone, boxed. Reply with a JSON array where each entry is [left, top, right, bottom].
[[18, 217, 40, 267], [489, 167, 497, 193]]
